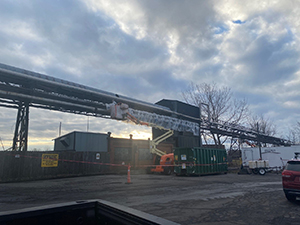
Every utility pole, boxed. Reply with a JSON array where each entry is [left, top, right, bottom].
[[257, 122, 262, 160], [199, 103, 210, 147], [87, 116, 89, 132], [199, 105, 202, 147], [59, 122, 62, 137], [0, 137, 5, 150]]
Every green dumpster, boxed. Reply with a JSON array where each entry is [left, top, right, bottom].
[[174, 147, 227, 176]]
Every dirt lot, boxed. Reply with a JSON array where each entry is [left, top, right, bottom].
[[0, 172, 299, 225]]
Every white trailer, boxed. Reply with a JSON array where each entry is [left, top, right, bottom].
[[241, 145, 300, 171], [248, 160, 270, 175]]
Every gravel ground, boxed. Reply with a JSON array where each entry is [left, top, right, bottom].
[[0, 172, 299, 224]]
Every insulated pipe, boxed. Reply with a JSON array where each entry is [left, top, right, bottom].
[[0, 90, 108, 114], [0, 65, 204, 125], [0, 63, 173, 114]]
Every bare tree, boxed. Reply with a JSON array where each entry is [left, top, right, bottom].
[[248, 114, 277, 136], [248, 114, 277, 146], [182, 82, 248, 145], [287, 122, 300, 144]]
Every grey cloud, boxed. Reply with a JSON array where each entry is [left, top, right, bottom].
[[1, 0, 300, 147], [238, 35, 299, 86], [192, 62, 224, 82], [0, 0, 173, 98], [137, 1, 215, 40], [82, 68, 189, 104]]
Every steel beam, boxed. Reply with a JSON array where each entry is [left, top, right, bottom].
[[12, 101, 29, 151]]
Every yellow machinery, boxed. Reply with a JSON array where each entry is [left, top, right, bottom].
[[109, 102, 175, 174], [126, 112, 174, 156]]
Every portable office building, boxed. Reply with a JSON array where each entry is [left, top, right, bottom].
[[54, 131, 109, 152]]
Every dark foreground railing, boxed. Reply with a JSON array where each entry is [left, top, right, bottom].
[[0, 200, 179, 225]]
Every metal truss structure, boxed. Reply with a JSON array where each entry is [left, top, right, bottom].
[[12, 101, 29, 151], [0, 63, 291, 151]]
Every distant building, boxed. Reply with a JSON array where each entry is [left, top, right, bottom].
[[53, 131, 173, 170], [154, 99, 200, 148], [155, 99, 200, 119], [54, 131, 109, 152]]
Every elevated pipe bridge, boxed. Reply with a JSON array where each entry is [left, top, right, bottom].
[[0, 63, 290, 151]]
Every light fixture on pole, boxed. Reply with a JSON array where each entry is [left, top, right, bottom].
[[199, 102, 210, 146]]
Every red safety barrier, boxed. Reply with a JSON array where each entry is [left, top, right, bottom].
[[6, 153, 125, 167], [6, 152, 227, 168], [134, 163, 227, 168], [3, 152, 227, 183]]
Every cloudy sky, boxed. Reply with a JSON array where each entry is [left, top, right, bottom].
[[0, 0, 300, 150]]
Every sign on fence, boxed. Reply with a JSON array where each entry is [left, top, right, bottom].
[[41, 154, 59, 167]]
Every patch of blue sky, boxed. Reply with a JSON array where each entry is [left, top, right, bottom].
[[283, 27, 294, 44], [232, 20, 246, 24], [214, 24, 229, 35]]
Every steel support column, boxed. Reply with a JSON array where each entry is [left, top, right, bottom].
[[12, 101, 29, 151], [228, 138, 242, 161], [229, 138, 240, 151]]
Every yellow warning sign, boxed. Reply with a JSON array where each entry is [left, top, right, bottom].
[[41, 154, 59, 167]]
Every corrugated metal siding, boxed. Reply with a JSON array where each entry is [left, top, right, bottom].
[[155, 99, 200, 120], [138, 148, 152, 160], [114, 147, 131, 161], [109, 137, 173, 171], [152, 129, 199, 148], [54, 132, 75, 151], [74, 132, 108, 152], [174, 147, 227, 175], [109, 138, 151, 167], [153, 99, 200, 148], [0, 151, 110, 183], [54, 132, 108, 152], [177, 134, 199, 148]]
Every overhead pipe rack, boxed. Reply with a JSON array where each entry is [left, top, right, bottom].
[[0, 63, 291, 151]]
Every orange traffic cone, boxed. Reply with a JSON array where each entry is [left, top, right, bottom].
[[126, 163, 132, 184]]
